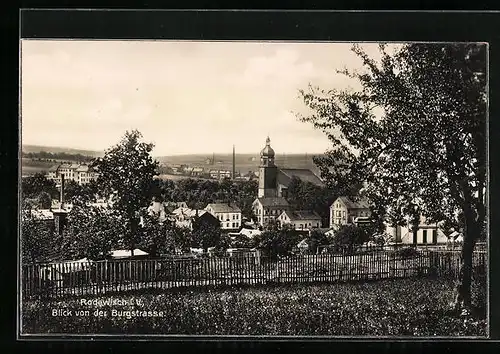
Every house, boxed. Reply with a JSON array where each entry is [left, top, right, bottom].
[[171, 207, 220, 231], [47, 163, 98, 186], [296, 239, 309, 253], [205, 203, 242, 230], [191, 167, 204, 176], [146, 201, 170, 222], [330, 196, 371, 227], [384, 216, 448, 245], [110, 249, 149, 259], [209, 169, 231, 180], [227, 227, 262, 241], [164, 201, 189, 213], [252, 197, 289, 227], [277, 210, 322, 230]]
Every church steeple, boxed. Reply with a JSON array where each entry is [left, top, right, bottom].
[[260, 136, 275, 167], [258, 136, 278, 198]]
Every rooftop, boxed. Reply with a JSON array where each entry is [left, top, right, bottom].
[[256, 197, 289, 207], [335, 196, 370, 209], [278, 168, 324, 187], [283, 210, 321, 221], [206, 203, 241, 213]]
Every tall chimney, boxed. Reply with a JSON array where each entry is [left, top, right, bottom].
[[232, 144, 236, 180], [53, 174, 67, 236], [59, 174, 65, 209]]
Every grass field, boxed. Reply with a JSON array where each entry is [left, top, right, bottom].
[[21, 278, 486, 336]]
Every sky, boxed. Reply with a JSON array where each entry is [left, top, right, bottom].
[[21, 40, 384, 156]]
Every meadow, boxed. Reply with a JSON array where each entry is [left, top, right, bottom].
[[21, 278, 486, 336]]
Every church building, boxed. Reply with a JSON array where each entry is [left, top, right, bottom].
[[252, 136, 324, 228]]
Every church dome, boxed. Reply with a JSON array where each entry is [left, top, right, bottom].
[[260, 136, 275, 158]]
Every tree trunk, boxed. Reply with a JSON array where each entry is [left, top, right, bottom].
[[453, 209, 478, 312]]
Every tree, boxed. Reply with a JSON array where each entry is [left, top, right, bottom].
[[21, 215, 57, 263], [286, 176, 339, 227], [298, 43, 486, 311], [63, 204, 123, 260], [37, 191, 52, 209], [64, 180, 84, 203], [191, 219, 222, 252], [332, 225, 371, 254], [255, 221, 302, 259], [307, 229, 330, 254], [138, 212, 175, 257], [21, 172, 58, 200], [92, 130, 159, 256]]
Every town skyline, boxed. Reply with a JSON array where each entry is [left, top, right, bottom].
[[21, 40, 391, 155]]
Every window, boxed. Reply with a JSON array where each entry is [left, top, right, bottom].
[[432, 229, 438, 244], [422, 230, 428, 244], [232, 214, 235, 220]]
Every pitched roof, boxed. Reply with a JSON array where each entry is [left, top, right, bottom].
[[206, 203, 241, 213], [256, 197, 289, 207], [278, 168, 324, 187], [48, 164, 61, 172], [110, 249, 149, 259], [283, 210, 321, 221], [75, 165, 90, 172], [336, 196, 370, 209]]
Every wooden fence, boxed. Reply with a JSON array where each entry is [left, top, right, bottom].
[[21, 248, 487, 299]]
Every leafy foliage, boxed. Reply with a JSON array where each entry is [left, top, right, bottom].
[[62, 204, 124, 260], [21, 172, 58, 200], [332, 224, 372, 253], [286, 176, 339, 227], [298, 43, 486, 308], [191, 218, 222, 252], [21, 215, 57, 263], [92, 130, 159, 252], [306, 229, 330, 254], [255, 221, 303, 259]]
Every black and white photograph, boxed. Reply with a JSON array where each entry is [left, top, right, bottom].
[[19, 39, 488, 337]]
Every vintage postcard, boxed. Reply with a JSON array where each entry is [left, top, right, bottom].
[[19, 37, 488, 338]]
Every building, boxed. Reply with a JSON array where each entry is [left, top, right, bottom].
[[384, 216, 448, 245], [277, 168, 324, 198], [47, 163, 98, 186], [75, 165, 97, 185], [253, 136, 324, 227], [171, 207, 220, 231], [277, 210, 322, 230], [205, 203, 242, 230], [164, 201, 189, 214], [253, 197, 289, 227], [191, 167, 204, 176], [209, 169, 232, 180], [330, 196, 371, 227]]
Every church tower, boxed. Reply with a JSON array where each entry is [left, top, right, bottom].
[[258, 136, 278, 198]]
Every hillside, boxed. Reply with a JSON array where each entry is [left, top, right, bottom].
[[156, 153, 325, 175], [21, 144, 104, 157]]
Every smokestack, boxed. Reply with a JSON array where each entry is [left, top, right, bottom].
[[59, 174, 65, 209], [232, 144, 236, 180]]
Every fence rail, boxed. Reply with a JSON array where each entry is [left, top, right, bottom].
[[21, 249, 487, 299]]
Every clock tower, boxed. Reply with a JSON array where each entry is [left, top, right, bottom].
[[258, 136, 278, 198]]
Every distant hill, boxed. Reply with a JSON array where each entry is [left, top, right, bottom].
[[22, 144, 105, 157], [156, 153, 325, 175]]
